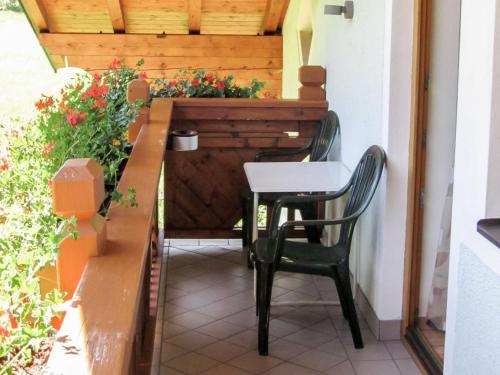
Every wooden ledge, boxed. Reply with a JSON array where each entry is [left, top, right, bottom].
[[171, 98, 328, 108], [47, 99, 173, 375]]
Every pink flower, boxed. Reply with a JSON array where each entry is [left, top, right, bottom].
[[215, 81, 225, 90], [191, 78, 200, 87]]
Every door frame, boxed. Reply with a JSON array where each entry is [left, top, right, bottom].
[[402, 0, 444, 373]]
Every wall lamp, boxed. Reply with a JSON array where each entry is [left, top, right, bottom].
[[324, 1, 354, 20]]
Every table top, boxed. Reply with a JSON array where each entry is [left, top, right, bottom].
[[244, 161, 352, 193]]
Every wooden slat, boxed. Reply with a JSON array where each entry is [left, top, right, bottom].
[[105, 0, 125, 32], [39, 33, 282, 51], [66, 55, 282, 70], [188, 0, 202, 33], [47, 99, 172, 374], [19, 0, 50, 32], [172, 120, 299, 132]]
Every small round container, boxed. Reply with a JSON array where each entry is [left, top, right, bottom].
[[171, 130, 199, 151]]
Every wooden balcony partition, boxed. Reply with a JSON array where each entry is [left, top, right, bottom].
[[165, 98, 329, 238], [47, 98, 172, 375]]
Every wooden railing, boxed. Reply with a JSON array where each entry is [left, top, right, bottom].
[[46, 66, 328, 373], [47, 93, 172, 374]]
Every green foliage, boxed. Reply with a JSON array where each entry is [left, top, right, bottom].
[[0, 0, 21, 12], [0, 59, 145, 371], [0, 122, 65, 372], [150, 69, 265, 99]]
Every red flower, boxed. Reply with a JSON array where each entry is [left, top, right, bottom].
[[94, 98, 108, 108], [205, 74, 214, 83], [139, 71, 148, 80], [108, 58, 120, 70], [93, 73, 101, 81], [43, 142, 55, 158], [66, 111, 81, 127], [0, 325, 9, 337], [191, 78, 200, 87], [83, 83, 108, 99], [169, 80, 177, 86], [215, 81, 225, 90], [35, 96, 54, 111], [8, 312, 18, 330], [0, 157, 9, 171]]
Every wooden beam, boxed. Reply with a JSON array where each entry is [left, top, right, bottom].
[[105, 0, 125, 32], [278, 0, 290, 29], [19, 0, 50, 32], [260, 0, 287, 35], [188, 0, 202, 33]]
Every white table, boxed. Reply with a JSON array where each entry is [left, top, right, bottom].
[[243, 161, 353, 306]]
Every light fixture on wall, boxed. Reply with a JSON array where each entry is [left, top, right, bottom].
[[324, 1, 354, 20]]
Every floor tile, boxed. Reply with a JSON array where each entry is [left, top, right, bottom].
[[160, 343, 189, 363], [168, 311, 216, 330], [386, 340, 412, 359], [162, 321, 189, 339], [200, 363, 250, 374], [226, 329, 275, 350], [323, 360, 356, 375], [196, 320, 247, 339], [166, 352, 220, 374], [290, 348, 347, 372], [229, 351, 283, 374], [159, 365, 184, 374], [223, 309, 258, 328], [199, 239, 230, 246], [344, 343, 392, 361], [351, 360, 402, 375], [316, 339, 347, 356], [263, 362, 321, 374], [169, 239, 200, 246], [268, 319, 303, 338], [195, 300, 246, 319], [268, 338, 310, 360], [196, 340, 249, 362], [283, 328, 334, 348], [166, 330, 218, 350], [396, 358, 424, 375]]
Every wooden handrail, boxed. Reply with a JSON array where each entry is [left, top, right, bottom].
[[47, 98, 172, 374]]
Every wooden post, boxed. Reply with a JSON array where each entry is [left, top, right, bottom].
[[52, 158, 106, 298], [127, 79, 150, 144], [298, 65, 326, 100]]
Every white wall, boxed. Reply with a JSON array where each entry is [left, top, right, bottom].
[[283, 0, 414, 321], [445, 0, 500, 373]]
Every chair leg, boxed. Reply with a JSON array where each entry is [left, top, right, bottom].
[[331, 273, 350, 320], [299, 204, 322, 243], [256, 262, 274, 356], [334, 264, 363, 349], [242, 194, 254, 269]]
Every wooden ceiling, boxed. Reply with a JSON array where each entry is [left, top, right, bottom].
[[20, 0, 289, 35], [20, 0, 288, 97]]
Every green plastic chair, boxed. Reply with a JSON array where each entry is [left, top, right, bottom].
[[241, 111, 340, 268], [253, 145, 386, 355]]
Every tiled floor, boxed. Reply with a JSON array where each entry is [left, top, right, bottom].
[[152, 239, 423, 375]]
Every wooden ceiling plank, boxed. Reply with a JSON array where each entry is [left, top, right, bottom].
[[39, 33, 283, 51], [19, 0, 51, 32], [259, 0, 286, 35], [105, 0, 125, 32], [188, 0, 202, 33]]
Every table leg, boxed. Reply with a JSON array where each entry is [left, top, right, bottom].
[[253, 192, 258, 298]]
